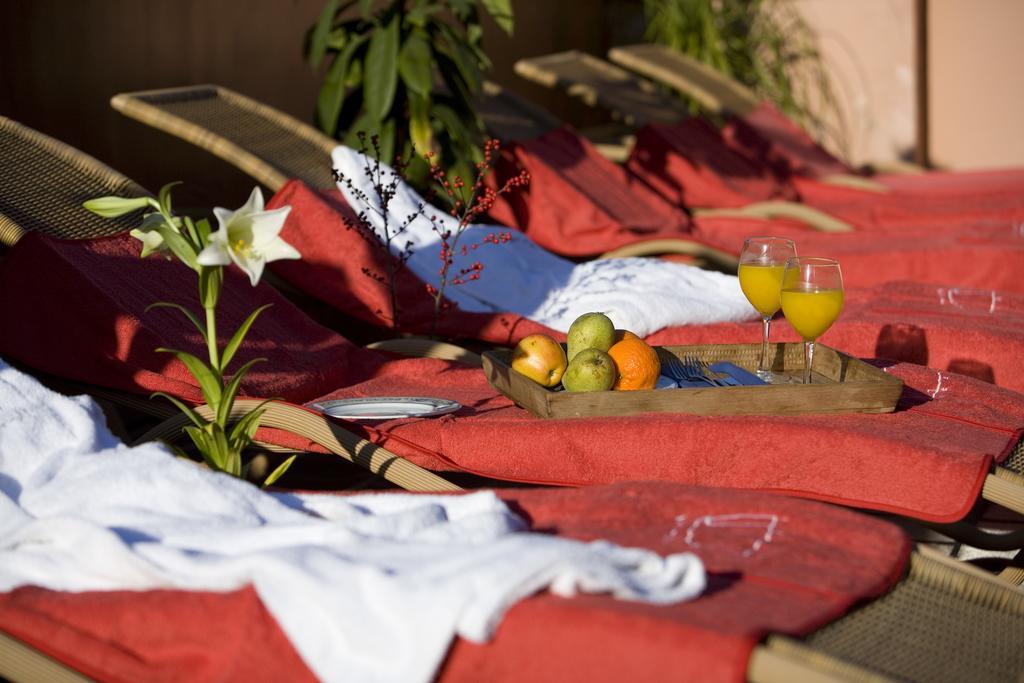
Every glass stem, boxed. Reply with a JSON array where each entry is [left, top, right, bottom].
[[759, 315, 772, 375], [804, 340, 815, 384]]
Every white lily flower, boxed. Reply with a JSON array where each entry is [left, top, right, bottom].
[[196, 187, 300, 286]]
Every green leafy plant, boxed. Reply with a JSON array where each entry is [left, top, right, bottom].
[[305, 0, 513, 188], [643, 0, 847, 158], [85, 186, 301, 487]]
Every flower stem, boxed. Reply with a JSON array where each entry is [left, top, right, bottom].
[[205, 305, 219, 373]]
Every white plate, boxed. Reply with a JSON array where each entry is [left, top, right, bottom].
[[312, 397, 462, 420]]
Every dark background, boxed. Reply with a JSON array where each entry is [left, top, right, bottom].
[[0, 0, 645, 209]]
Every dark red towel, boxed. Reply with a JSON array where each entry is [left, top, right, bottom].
[[722, 101, 852, 179], [626, 117, 796, 208], [289, 355, 1019, 523], [0, 219, 1021, 522], [265, 180, 1024, 390], [0, 232, 369, 404], [724, 101, 1024, 199], [0, 482, 910, 683], [486, 125, 693, 257]]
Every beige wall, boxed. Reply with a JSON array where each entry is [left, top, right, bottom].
[[929, 0, 1024, 170], [792, 0, 917, 167]]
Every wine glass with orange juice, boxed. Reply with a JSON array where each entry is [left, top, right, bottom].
[[738, 237, 797, 382], [780, 257, 844, 384]]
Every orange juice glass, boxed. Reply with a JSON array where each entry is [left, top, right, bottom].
[[739, 237, 797, 382]]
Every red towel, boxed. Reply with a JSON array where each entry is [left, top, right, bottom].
[[0, 482, 910, 683], [630, 117, 1024, 231], [724, 101, 1024, 198], [265, 181, 1024, 390], [0, 227, 1020, 521], [487, 125, 694, 257], [477, 126, 1024, 293], [722, 101, 852, 179], [645, 281, 1024, 390], [0, 232, 367, 405], [286, 354, 1020, 523], [691, 214, 1024, 294], [626, 117, 796, 207]]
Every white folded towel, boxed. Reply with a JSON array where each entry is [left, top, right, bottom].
[[332, 147, 755, 336], [0, 361, 706, 683]]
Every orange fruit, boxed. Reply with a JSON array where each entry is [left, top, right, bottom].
[[607, 337, 660, 391], [615, 329, 640, 343]]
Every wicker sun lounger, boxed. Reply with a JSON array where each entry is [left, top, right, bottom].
[[0, 115, 464, 494], [607, 43, 926, 177], [513, 50, 891, 195], [107, 83, 847, 269], [1, 543, 1023, 683], [5, 118, 1024, 682], [101, 88, 1024, 561]]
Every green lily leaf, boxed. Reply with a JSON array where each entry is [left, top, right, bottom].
[[363, 15, 400, 121], [145, 302, 207, 341], [398, 30, 432, 96], [156, 224, 199, 271], [150, 391, 207, 429], [358, 0, 374, 18], [221, 304, 272, 371], [156, 348, 223, 408], [480, 0, 514, 34], [82, 195, 152, 218], [157, 181, 183, 215], [183, 425, 220, 468], [262, 455, 298, 489], [227, 398, 277, 445], [217, 357, 267, 426], [308, 0, 339, 68], [209, 422, 232, 472], [195, 217, 212, 246]]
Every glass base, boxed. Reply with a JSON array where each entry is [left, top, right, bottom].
[[755, 369, 792, 385]]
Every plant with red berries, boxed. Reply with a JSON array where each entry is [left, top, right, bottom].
[[420, 139, 529, 335], [334, 136, 528, 338]]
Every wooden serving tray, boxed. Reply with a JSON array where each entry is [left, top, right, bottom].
[[481, 343, 904, 419]]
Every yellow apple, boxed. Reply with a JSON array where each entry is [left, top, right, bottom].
[[510, 334, 568, 387]]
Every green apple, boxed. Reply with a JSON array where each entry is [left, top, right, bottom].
[[566, 312, 616, 362], [562, 348, 617, 392]]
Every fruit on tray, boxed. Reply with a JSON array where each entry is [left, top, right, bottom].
[[566, 312, 616, 362], [607, 337, 661, 391], [562, 348, 617, 392], [510, 333, 568, 388]]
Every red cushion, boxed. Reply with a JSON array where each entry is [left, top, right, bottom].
[[722, 101, 851, 179], [0, 232, 367, 404], [294, 352, 1021, 523], [485, 126, 692, 256], [266, 183, 554, 346], [0, 482, 911, 683], [627, 118, 796, 208]]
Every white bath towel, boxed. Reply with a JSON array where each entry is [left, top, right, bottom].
[[332, 147, 754, 336], [0, 361, 706, 683]]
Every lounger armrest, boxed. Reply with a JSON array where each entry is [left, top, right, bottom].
[[133, 399, 462, 492], [819, 174, 890, 193], [598, 239, 739, 272], [366, 338, 483, 367], [697, 201, 855, 233]]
